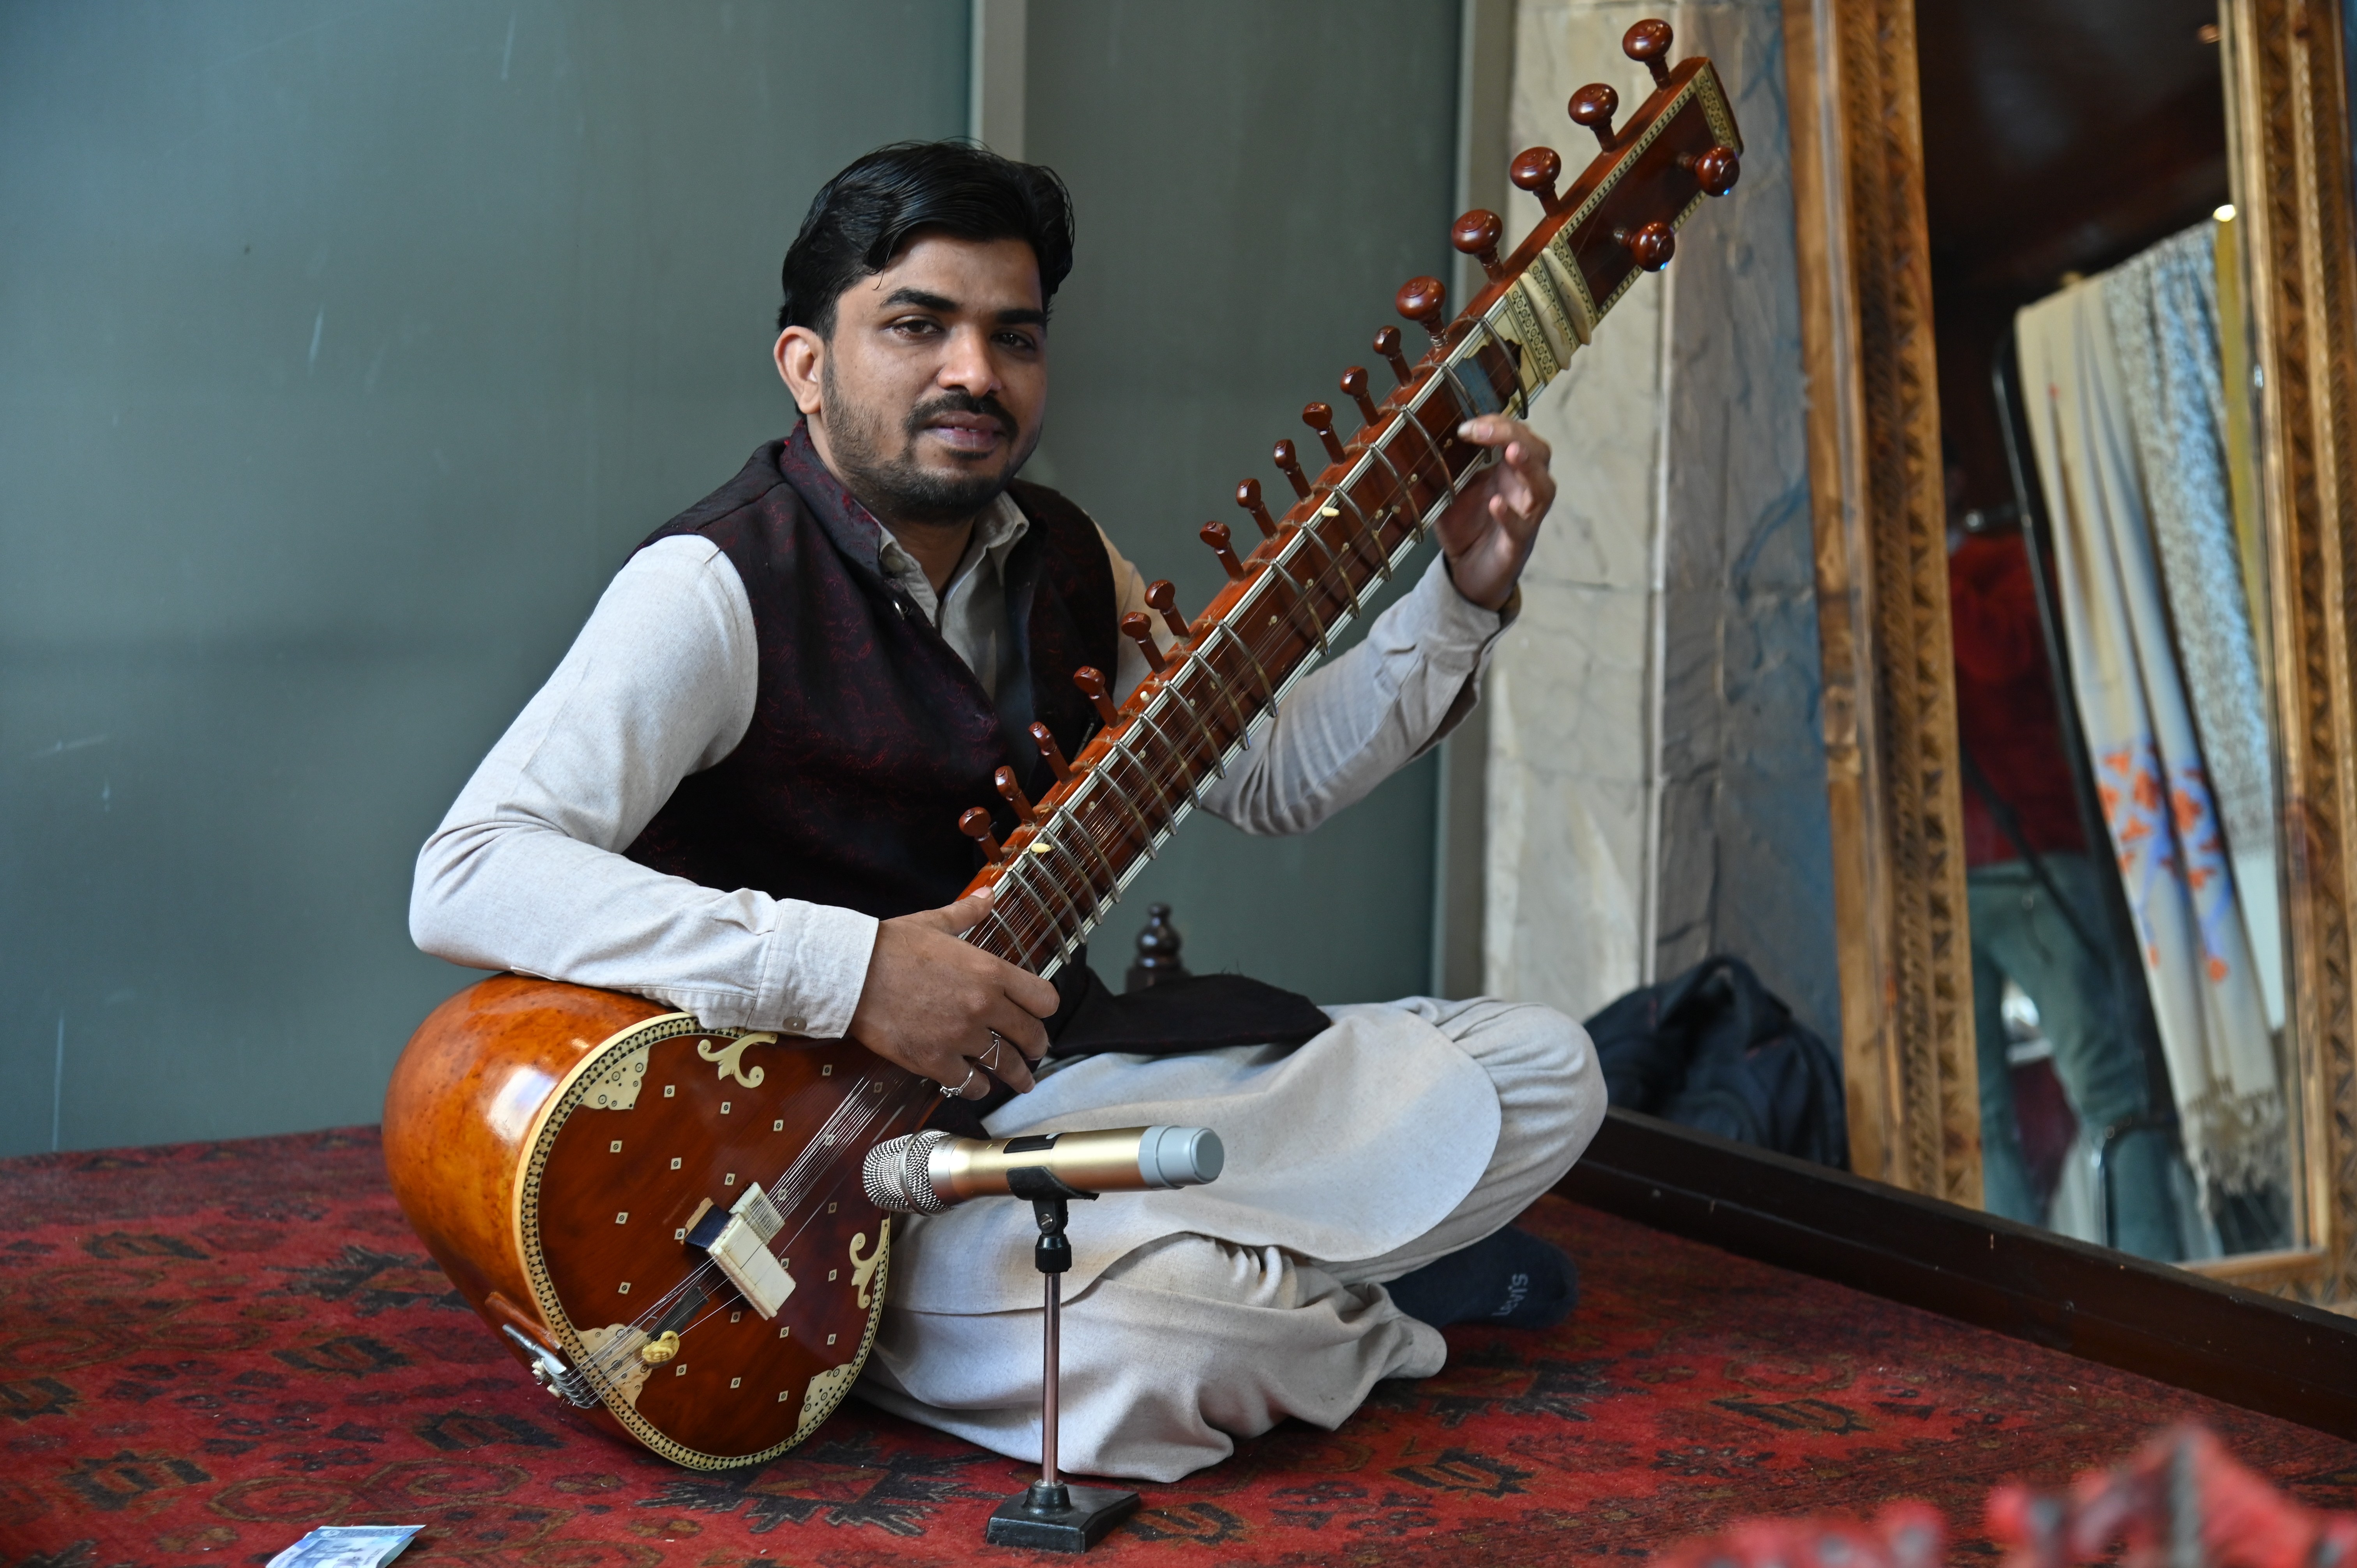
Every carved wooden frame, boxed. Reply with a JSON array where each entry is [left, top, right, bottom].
[[1781, 0, 2357, 1301]]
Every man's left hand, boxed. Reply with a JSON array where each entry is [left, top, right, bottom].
[[1434, 415, 1554, 612]]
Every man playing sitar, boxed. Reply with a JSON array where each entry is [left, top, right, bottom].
[[411, 141, 1604, 1482]]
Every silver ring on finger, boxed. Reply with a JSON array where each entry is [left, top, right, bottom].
[[984, 1030, 1009, 1069], [938, 1063, 980, 1098]]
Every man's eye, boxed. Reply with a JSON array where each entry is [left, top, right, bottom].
[[997, 332, 1039, 351], [890, 318, 942, 337]]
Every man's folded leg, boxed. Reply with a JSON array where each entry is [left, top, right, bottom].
[[854, 994, 1604, 1481], [857, 1232, 1444, 1483]]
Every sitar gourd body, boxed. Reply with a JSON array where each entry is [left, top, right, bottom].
[[383, 20, 1741, 1470], [384, 975, 920, 1468]]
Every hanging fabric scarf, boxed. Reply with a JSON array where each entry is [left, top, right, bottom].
[[2101, 223, 2286, 1032], [2015, 237, 2284, 1208]]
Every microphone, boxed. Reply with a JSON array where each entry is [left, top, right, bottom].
[[861, 1125, 1224, 1215]]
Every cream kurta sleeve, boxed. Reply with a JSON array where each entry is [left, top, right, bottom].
[[408, 535, 879, 1038], [1097, 528, 1509, 837]]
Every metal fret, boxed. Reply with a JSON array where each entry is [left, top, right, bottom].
[[1385, 394, 1452, 499], [1088, 747, 1159, 857], [1319, 484, 1391, 583], [1265, 558, 1330, 651], [980, 899, 1048, 972], [1360, 436, 1418, 528], [1151, 670, 1224, 779], [1009, 844, 1087, 962], [1286, 514, 1361, 619], [1209, 618, 1278, 715], [1179, 642, 1252, 742], [1055, 800, 1124, 904], [1127, 707, 1203, 813]]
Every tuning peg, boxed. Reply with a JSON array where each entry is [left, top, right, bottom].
[[1302, 403, 1347, 464], [1340, 366, 1383, 427], [1624, 18, 1673, 87], [1073, 666, 1119, 726], [1618, 220, 1675, 271], [1272, 439, 1311, 499], [1510, 147, 1564, 215], [1028, 720, 1073, 782], [1235, 478, 1278, 539], [1199, 520, 1247, 581], [1570, 84, 1618, 150], [1120, 611, 1168, 676], [959, 806, 1002, 860], [1395, 276, 1448, 348], [1373, 326, 1413, 385], [1144, 579, 1192, 639], [1682, 143, 1742, 197], [994, 765, 1037, 823], [1452, 210, 1506, 282]]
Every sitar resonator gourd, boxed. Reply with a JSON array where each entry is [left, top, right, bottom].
[[383, 20, 1742, 1471]]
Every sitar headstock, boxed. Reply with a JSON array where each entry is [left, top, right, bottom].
[[1378, 17, 1744, 446]]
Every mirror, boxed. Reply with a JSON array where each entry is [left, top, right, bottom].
[[1921, 0, 2291, 1263], [1783, 0, 2357, 1297]]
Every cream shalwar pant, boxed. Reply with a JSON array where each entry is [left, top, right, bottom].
[[856, 994, 1605, 1482]]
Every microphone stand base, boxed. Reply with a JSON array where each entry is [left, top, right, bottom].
[[984, 1482, 1140, 1552]]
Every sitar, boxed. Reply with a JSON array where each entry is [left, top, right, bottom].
[[382, 19, 1742, 1471]]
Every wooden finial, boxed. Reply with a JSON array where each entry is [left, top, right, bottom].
[[959, 806, 1002, 860], [1120, 611, 1168, 676], [994, 765, 1036, 823], [1143, 578, 1191, 639], [1510, 146, 1564, 214], [1302, 403, 1347, 464], [1272, 439, 1312, 499], [1569, 83, 1618, 150], [1394, 276, 1449, 347], [1373, 325, 1413, 385], [1125, 903, 1191, 994], [1073, 666, 1119, 726], [1028, 720, 1073, 782], [1452, 209, 1505, 281], [1340, 366, 1382, 427], [1623, 18, 1673, 87]]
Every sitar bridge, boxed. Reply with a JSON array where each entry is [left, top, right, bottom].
[[687, 1183, 796, 1319]]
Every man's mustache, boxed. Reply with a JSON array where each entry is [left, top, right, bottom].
[[905, 392, 1018, 443]]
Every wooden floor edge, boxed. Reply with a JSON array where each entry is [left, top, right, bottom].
[[1554, 1109, 2357, 1441]]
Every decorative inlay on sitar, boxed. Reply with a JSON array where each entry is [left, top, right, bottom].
[[382, 19, 1743, 1472]]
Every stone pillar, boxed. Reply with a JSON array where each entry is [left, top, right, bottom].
[[1484, 0, 1841, 1040]]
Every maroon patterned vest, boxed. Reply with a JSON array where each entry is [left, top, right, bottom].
[[622, 422, 1119, 921]]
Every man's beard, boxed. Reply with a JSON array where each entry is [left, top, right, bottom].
[[820, 364, 1028, 527]]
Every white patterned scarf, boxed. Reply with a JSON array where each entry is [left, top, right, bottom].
[[2016, 242, 2285, 1205]]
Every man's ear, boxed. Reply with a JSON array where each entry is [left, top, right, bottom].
[[774, 327, 826, 417]]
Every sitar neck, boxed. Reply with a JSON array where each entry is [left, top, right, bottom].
[[957, 24, 1744, 981]]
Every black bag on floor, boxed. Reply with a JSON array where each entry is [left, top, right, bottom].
[[1582, 954, 1849, 1168]]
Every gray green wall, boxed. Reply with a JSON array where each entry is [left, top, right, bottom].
[[1020, 1, 1460, 1001], [0, 1, 1460, 1156]]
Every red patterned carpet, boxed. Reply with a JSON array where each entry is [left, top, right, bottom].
[[3, 1128, 2353, 1568]]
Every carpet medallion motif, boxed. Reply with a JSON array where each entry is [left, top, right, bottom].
[[1, 1129, 2350, 1567]]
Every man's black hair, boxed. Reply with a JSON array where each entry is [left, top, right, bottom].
[[777, 140, 1075, 335]]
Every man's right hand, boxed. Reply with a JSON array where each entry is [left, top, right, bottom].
[[845, 885, 1059, 1098]]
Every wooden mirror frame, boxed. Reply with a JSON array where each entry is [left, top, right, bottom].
[[1782, 0, 2357, 1303]]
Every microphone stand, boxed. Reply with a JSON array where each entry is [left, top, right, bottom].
[[984, 1190, 1140, 1552]]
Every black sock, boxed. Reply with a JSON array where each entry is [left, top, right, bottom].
[[1382, 1225, 1578, 1330]]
